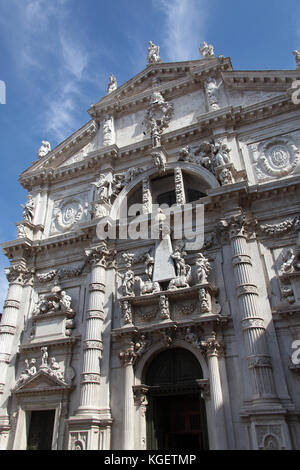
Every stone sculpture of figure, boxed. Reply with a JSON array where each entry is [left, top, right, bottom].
[[152, 151, 166, 172], [22, 194, 35, 222], [60, 291, 72, 312], [135, 334, 150, 357], [281, 248, 296, 273], [50, 357, 64, 380], [185, 327, 201, 348], [28, 358, 37, 376], [33, 295, 50, 316], [147, 41, 161, 64], [219, 167, 234, 185], [107, 73, 117, 94], [37, 140, 51, 159], [121, 255, 135, 297], [199, 41, 215, 58], [17, 358, 37, 384], [159, 294, 170, 320], [150, 119, 161, 148], [205, 77, 220, 111], [91, 173, 111, 202], [40, 347, 48, 368], [293, 50, 300, 69], [211, 140, 231, 167], [102, 114, 114, 147], [145, 252, 154, 280], [171, 245, 187, 277], [195, 253, 211, 284]]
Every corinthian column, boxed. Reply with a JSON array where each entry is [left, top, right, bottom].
[[119, 342, 136, 450], [203, 333, 228, 450], [0, 262, 33, 439], [224, 214, 276, 398], [76, 243, 111, 415]]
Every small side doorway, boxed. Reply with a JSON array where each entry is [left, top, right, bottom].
[[27, 410, 56, 450]]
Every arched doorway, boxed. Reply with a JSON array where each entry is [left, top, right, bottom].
[[144, 348, 209, 450]]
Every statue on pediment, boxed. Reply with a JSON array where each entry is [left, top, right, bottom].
[[199, 41, 215, 58], [37, 140, 51, 159], [107, 73, 117, 94], [293, 50, 300, 69], [147, 41, 161, 64]]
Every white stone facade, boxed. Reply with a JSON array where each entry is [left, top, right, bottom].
[[1, 46, 300, 450]]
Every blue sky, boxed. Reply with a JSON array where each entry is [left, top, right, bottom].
[[0, 0, 299, 310]]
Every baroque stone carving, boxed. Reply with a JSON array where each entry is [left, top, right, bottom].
[[121, 253, 135, 297], [37, 140, 51, 159], [36, 262, 85, 284], [185, 327, 202, 349], [143, 91, 174, 147], [259, 216, 300, 236], [16, 346, 68, 387], [195, 253, 211, 284], [205, 78, 220, 111], [168, 243, 191, 290], [51, 197, 88, 233], [293, 50, 300, 69], [106, 73, 117, 94], [33, 284, 74, 316], [255, 139, 300, 180], [178, 139, 235, 185], [159, 294, 170, 319], [147, 41, 161, 64], [103, 115, 115, 146], [22, 194, 35, 222], [199, 42, 215, 58]]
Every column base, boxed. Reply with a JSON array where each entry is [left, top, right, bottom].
[[67, 410, 112, 450], [240, 404, 292, 449]]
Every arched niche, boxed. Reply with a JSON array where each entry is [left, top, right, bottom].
[[110, 161, 219, 220]]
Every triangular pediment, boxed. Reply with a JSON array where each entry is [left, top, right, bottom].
[[90, 57, 232, 112], [14, 369, 70, 394]]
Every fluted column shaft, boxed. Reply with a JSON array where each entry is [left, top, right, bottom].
[[77, 247, 107, 414], [205, 336, 228, 449], [120, 344, 136, 450], [0, 265, 28, 399], [229, 221, 276, 398]]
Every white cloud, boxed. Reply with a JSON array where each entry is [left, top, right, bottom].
[[0, 0, 92, 143], [154, 0, 210, 62]]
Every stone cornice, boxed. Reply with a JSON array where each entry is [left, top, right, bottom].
[[18, 94, 297, 191], [222, 70, 300, 91]]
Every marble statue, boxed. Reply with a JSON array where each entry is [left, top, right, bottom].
[[199, 41, 215, 58], [293, 50, 300, 69], [107, 73, 117, 94], [195, 253, 211, 284], [37, 140, 51, 159], [147, 41, 161, 64], [22, 194, 35, 222]]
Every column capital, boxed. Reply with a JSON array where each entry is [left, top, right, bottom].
[[119, 342, 136, 367], [217, 213, 256, 240], [5, 264, 34, 286], [85, 242, 116, 268], [202, 332, 224, 358]]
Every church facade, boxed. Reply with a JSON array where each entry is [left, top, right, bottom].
[[1, 42, 300, 450]]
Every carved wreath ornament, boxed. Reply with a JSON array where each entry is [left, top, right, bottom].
[[256, 139, 300, 179]]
